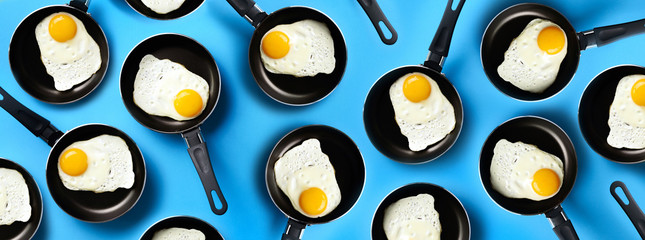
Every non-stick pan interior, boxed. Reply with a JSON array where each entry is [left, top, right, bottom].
[[0, 158, 42, 240], [139, 216, 223, 239], [125, 0, 204, 20]]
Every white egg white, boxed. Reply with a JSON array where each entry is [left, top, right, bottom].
[[383, 194, 441, 240], [0, 168, 31, 225], [142, 0, 186, 14], [608, 74, 645, 149], [152, 227, 205, 240]]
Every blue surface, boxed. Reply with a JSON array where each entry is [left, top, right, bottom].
[[1, 0, 645, 239]]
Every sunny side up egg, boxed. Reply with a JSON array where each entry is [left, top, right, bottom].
[[383, 194, 441, 240], [35, 12, 101, 91], [274, 138, 341, 218], [0, 168, 31, 226], [497, 18, 568, 93], [142, 0, 185, 14], [152, 228, 205, 240], [607, 74, 645, 149]]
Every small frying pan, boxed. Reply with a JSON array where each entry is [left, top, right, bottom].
[[225, 0, 347, 105], [357, 0, 397, 45], [0, 87, 146, 222], [125, 0, 204, 20], [578, 65, 645, 163], [8, 0, 109, 104], [363, 0, 465, 164], [265, 125, 365, 240], [120, 33, 227, 215], [0, 158, 43, 240], [479, 116, 579, 240], [481, 3, 645, 101], [610, 181, 645, 238], [139, 216, 224, 239]]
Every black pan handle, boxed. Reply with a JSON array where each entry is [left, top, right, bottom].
[[545, 205, 580, 240], [181, 127, 228, 215], [357, 0, 397, 45], [225, 0, 268, 28], [0, 86, 63, 147], [281, 218, 306, 240], [577, 18, 645, 50], [611, 181, 645, 238], [423, 0, 466, 72], [69, 0, 89, 12]]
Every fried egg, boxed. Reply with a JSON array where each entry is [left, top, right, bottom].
[[0, 168, 31, 225], [383, 194, 441, 240], [142, 0, 185, 14], [152, 228, 205, 240], [608, 74, 645, 149], [497, 19, 567, 93], [389, 72, 456, 151], [133, 54, 210, 121], [35, 12, 101, 91], [260, 20, 335, 77], [274, 138, 341, 218], [490, 139, 564, 201], [58, 135, 135, 193]]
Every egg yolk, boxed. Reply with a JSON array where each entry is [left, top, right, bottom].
[[631, 79, 645, 106], [402, 74, 431, 103], [532, 168, 560, 197], [174, 89, 203, 118], [59, 148, 88, 176], [49, 14, 77, 42], [262, 31, 290, 59], [299, 187, 327, 216], [537, 26, 565, 55]]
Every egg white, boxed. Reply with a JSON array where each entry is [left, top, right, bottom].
[[383, 194, 441, 240], [0, 168, 31, 226], [142, 0, 185, 14], [152, 228, 205, 240], [608, 74, 645, 149]]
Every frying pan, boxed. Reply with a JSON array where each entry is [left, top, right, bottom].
[[481, 3, 645, 101], [610, 181, 645, 238], [265, 125, 365, 240], [0, 158, 43, 240], [119, 33, 227, 215], [479, 116, 578, 239], [139, 216, 224, 239], [8, 0, 109, 104], [125, 0, 204, 20], [371, 183, 470, 240], [578, 65, 645, 163], [225, 0, 347, 105], [363, 0, 465, 164], [0, 87, 146, 222], [357, 0, 397, 45]]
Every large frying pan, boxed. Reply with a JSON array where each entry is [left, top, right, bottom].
[[139, 216, 224, 239], [226, 0, 347, 105], [120, 33, 227, 215], [0, 87, 146, 222], [265, 125, 365, 240], [125, 0, 204, 20], [371, 183, 470, 240], [8, 0, 109, 104], [578, 65, 645, 163], [0, 158, 43, 240], [481, 3, 645, 101], [480, 116, 578, 239], [363, 0, 465, 164]]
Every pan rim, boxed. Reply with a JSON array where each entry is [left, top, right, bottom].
[[138, 215, 223, 239], [124, 0, 205, 20], [0, 158, 43, 240]]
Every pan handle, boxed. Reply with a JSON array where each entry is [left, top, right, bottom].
[[423, 0, 466, 72], [181, 127, 228, 215], [0, 86, 63, 147], [69, 0, 90, 12], [545, 205, 580, 240], [577, 18, 645, 50], [281, 218, 306, 240], [357, 0, 397, 45], [225, 0, 268, 28], [610, 181, 645, 238]]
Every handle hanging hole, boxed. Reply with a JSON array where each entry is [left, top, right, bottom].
[[615, 186, 631, 206], [378, 21, 393, 40], [211, 190, 224, 209]]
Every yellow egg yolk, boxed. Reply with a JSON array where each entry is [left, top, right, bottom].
[[262, 31, 290, 59], [299, 187, 327, 216], [59, 148, 88, 176], [537, 26, 565, 55], [532, 168, 560, 197], [631, 79, 645, 106], [402, 74, 431, 103], [174, 89, 203, 118], [49, 14, 77, 42]]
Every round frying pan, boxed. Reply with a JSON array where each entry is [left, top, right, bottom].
[[120, 33, 227, 215], [481, 3, 645, 101], [578, 65, 645, 163], [357, 0, 397, 45], [8, 0, 109, 104], [363, 0, 465, 164], [125, 0, 204, 20], [610, 181, 645, 238], [371, 183, 470, 239], [265, 125, 365, 240], [0, 87, 146, 222], [226, 0, 347, 105], [479, 116, 579, 239], [0, 158, 43, 240], [140, 216, 224, 239]]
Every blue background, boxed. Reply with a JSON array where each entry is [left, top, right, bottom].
[[1, 0, 645, 239]]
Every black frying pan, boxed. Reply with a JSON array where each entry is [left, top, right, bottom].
[[610, 181, 645, 238], [357, 0, 397, 45], [226, 0, 347, 105], [0, 158, 43, 240], [120, 33, 227, 215], [0, 87, 146, 222], [371, 183, 470, 239], [125, 0, 204, 20], [265, 125, 365, 240], [139, 216, 224, 239], [480, 116, 578, 240], [481, 3, 645, 101], [363, 0, 465, 164], [578, 65, 645, 164], [8, 0, 109, 104]]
